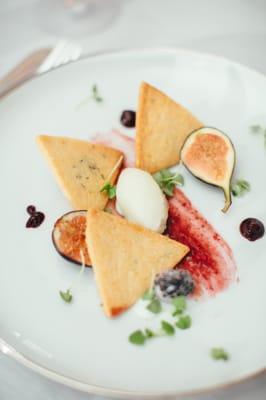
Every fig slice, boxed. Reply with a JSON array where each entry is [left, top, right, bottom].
[[52, 210, 91, 267], [181, 127, 235, 213]]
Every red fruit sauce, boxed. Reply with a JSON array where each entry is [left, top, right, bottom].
[[167, 189, 236, 297], [93, 131, 237, 297]]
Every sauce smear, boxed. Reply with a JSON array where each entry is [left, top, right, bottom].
[[167, 189, 236, 296]]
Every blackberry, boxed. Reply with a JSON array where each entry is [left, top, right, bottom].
[[240, 218, 264, 241], [154, 269, 194, 300], [26, 205, 36, 215], [120, 110, 136, 128]]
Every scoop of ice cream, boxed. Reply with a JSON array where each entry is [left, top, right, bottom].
[[116, 168, 168, 233]]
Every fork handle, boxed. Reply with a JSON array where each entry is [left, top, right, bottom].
[[0, 48, 51, 99]]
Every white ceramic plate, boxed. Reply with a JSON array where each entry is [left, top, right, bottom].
[[0, 49, 265, 398]]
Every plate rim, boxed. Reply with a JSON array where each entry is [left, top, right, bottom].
[[0, 46, 265, 398]]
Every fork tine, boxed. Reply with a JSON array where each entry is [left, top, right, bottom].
[[37, 40, 82, 73], [37, 40, 67, 73], [57, 42, 81, 65]]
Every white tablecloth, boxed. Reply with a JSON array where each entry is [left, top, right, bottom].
[[0, 1, 265, 399]]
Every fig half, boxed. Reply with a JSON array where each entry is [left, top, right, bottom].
[[181, 127, 235, 213], [52, 210, 91, 267]]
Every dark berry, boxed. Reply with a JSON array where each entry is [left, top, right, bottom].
[[120, 110, 136, 128], [27, 205, 36, 215], [26, 212, 45, 228], [154, 269, 194, 300], [240, 218, 264, 241]]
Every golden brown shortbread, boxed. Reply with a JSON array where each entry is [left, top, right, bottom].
[[37, 135, 123, 210], [86, 209, 189, 317], [136, 82, 202, 173]]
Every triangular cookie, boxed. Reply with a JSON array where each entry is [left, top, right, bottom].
[[37, 135, 123, 210], [86, 209, 189, 317], [136, 82, 202, 173]]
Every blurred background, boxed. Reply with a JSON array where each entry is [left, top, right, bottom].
[[1, 0, 266, 78], [0, 0, 265, 399]]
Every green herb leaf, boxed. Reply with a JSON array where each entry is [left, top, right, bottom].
[[153, 169, 184, 197], [230, 179, 250, 197], [59, 289, 72, 303], [161, 320, 175, 336], [91, 84, 103, 103], [211, 347, 229, 361], [145, 328, 155, 338], [100, 182, 116, 199], [76, 84, 103, 109], [172, 296, 186, 315], [142, 288, 156, 301], [249, 125, 266, 149], [250, 125, 263, 134], [129, 330, 146, 345], [176, 315, 192, 329], [146, 298, 162, 314]]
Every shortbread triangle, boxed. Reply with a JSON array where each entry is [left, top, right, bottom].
[[37, 135, 123, 210], [136, 82, 202, 173], [86, 209, 189, 317]]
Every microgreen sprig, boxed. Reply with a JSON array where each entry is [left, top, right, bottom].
[[59, 250, 86, 303], [176, 315, 192, 329], [59, 288, 72, 303], [172, 295, 186, 316], [161, 320, 175, 336], [91, 84, 103, 103], [129, 330, 147, 345], [211, 347, 229, 361], [142, 288, 162, 314], [99, 155, 123, 200], [230, 179, 250, 197], [146, 298, 162, 314], [100, 182, 116, 199], [249, 125, 266, 149], [129, 328, 157, 345], [76, 84, 103, 109], [153, 169, 184, 196]]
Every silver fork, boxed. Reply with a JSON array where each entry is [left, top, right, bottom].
[[0, 40, 82, 99]]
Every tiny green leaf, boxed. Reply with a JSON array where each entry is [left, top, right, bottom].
[[145, 328, 155, 338], [142, 288, 155, 301], [153, 169, 184, 197], [249, 124, 266, 149], [211, 347, 229, 361], [76, 84, 103, 109], [176, 315, 192, 329], [146, 298, 162, 314], [59, 289, 72, 303], [163, 182, 175, 196], [249, 125, 263, 134], [91, 84, 103, 103], [100, 182, 116, 199], [230, 179, 250, 197], [172, 296, 186, 315], [129, 330, 146, 345], [161, 320, 175, 336]]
